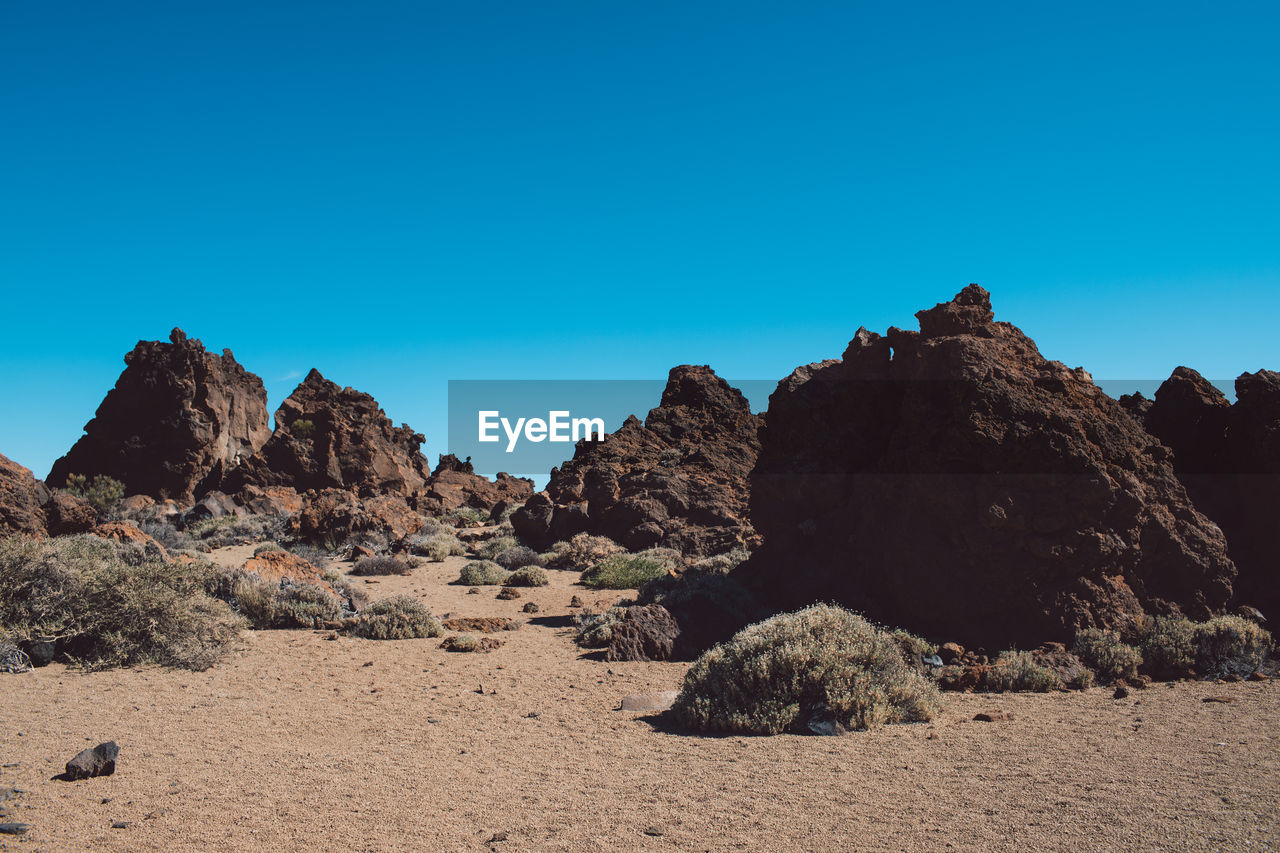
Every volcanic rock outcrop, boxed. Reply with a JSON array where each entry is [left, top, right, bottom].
[[416, 455, 533, 516], [48, 329, 270, 504], [1143, 367, 1280, 614], [222, 369, 431, 497], [511, 366, 762, 557], [1, 453, 97, 539], [738, 285, 1235, 650]]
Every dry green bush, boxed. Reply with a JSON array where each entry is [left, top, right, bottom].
[[541, 533, 624, 572], [444, 506, 488, 527], [1192, 615, 1272, 677], [1072, 628, 1142, 683], [495, 545, 543, 570], [407, 532, 464, 562], [574, 606, 628, 648], [688, 548, 751, 575], [671, 604, 942, 734], [504, 565, 549, 587], [581, 553, 670, 590], [456, 560, 510, 586], [1137, 615, 1197, 679], [474, 535, 518, 560], [351, 595, 442, 640], [63, 473, 126, 512], [979, 650, 1063, 692], [351, 555, 414, 576], [0, 535, 242, 671], [187, 514, 283, 549], [221, 573, 342, 629], [253, 542, 284, 555], [443, 634, 478, 652]]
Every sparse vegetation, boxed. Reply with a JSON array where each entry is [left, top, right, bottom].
[[62, 473, 126, 512], [671, 605, 942, 735], [504, 565, 549, 587], [890, 628, 939, 672], [406, 532, 464, 562], [541, 533, 624, 572], [581, 553, 670, 589], [351, 596, 442, 640], [0, 535, 242, 671], [979, 650, 1064, 692], [137, 519, 198, 554], [1138, 615, 1197, 680], [253, 542, 284, 555], [1072, 628, 1142, 683], [443, 634, 478, 652], [351, 555, 414, 576], [475, 535, 518, 560], [1192, 615, 1272, 677], [290, 418, 316, 438], [495, 545, 543, 570], [186, 514, 283, 549], [688, 548, 751, 575], [221, 572, 342, 629], [574, 606, 627, 648], [444, 506, 488, 527], [456, 560, 510, 586]]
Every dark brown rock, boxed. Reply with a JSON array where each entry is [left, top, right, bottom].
[[738, 285, 1235, 651], [1, 453, 96, 539], [289, 489, 424, 546], [49, 330, 270, 504], [63, 741, 118, 780], [604, 604, 680, 662], [1143, 367, 1280, 614], [415, 463, 533, 517], [223, 369, 430, 497], [512, 366, 761, 557], [43, 491, 98, 536]]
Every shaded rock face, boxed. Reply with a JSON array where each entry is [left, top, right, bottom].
[[1144, 367, 1280, 614], [415, 456, 533, 516], [604, 604, 680, 662], [48, 329, 270, 504], [289, 489, 424, 547], [738, 285, 1235, 650], [0, 453, 96, 539], [223, 369, 430, 497], [512, 366, 761, 557]]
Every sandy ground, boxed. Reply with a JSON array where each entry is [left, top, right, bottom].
[[2, 546, 1279, 852]]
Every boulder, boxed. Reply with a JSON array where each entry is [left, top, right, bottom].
[[1143, 367, 1280, 614], [222, 369, 430, 497], [415, 461, 533, 516], [289, 489, 424, 547], [0, 453, 95, 539], [738, 285, 1235, 650], [512, 366, 761, 557], [241, 550, 326, 587], [92, 522, 169, 562], [604, 604, 680, 662], [48, 329, 270, 504]]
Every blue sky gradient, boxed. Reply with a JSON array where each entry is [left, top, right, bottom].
[[2, 2, 1277, 480]]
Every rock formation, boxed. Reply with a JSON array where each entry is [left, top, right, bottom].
[[737, 285, 1235, 650], [1143, 367, 1280, 614], [1, 453, 97, 539], [48, 329, 270, 504], [415, 455, 533, 516], [511, 365, 762, 557], [222, 369, 431, 497]]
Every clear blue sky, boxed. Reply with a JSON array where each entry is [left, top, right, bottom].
[[2, 1, 1277, 481]]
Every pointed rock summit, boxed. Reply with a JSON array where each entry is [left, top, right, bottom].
[[738, 285, 1235, 649], [512, 365, 762, 556], [48, 329, 270, 504], [223, 368, 431, 497]]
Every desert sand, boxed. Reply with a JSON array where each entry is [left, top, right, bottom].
[[3, 549, 1278, 852]]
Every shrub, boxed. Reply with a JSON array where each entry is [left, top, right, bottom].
[[62, 473, 126, 512], [1192, 616, 1272, 677], [290, 418, 316, 438], [187, 514, 283, 549], [0, 535, 243, 671], [505, 565, 549, 587], [253, 542, 284, 555], [1138, 615, 1197, 679], [456, 560, 510, 586], [351, 596, 442, 640], [574, 606, 627, 648], [541, 533, 624, 572], [1072, 628, 1142, 683], [138, 519, 198, 553], [493, 502, 522, 525], [474, 535, 518, 561], [890, 628, 939, 672], [688, 548, 751, 575], [979, 650, 1063, 692], [444, 634, 478, 652], [581, 554, 669, 590], [271, 583, 342, 628], [351, 555, 414, 576], [289, 543, 335, 564], [671, 605, 942, 734], [406, 532, 464, 562], [495, 545, 543, 570], [445, 506, 488, 527]]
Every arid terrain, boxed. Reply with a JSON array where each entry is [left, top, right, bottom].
[[3, 546, 1278, 853]]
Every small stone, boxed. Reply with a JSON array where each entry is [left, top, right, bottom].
[[569, 595, 583, 608], [496, 587, 521, 600], [1113, 686, 1130, 699], [63, 741, 119, 780], [467, 587, 480, 595], [973, 711, 1012, 723], [0, 822, 30, 836], [1248, 671, 1269, 681], [1202, 695, 1237, 704], [486, 831, 509, 843], [522, 602, 540, 613], [619, 691, 678, 713]]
